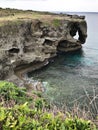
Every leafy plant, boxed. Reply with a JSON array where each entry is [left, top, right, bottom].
[[0, 81, 30, 104], [0, 104, 96, 130], [0, 81, 97, 130]]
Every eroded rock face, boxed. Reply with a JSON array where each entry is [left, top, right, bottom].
[[0, 15, 87, 80]]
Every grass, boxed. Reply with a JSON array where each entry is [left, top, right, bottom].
[[52, 19, 61, 27], [0, 8, 82, 27], [0, 8, 59, 26]]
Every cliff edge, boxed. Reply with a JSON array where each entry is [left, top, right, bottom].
[[0, 8, 87, 81]]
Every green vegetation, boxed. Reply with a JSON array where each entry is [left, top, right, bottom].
[[0, 81, 97, 130], [0, 81, 30, 104], [52, 19, 61, 27], [0, 8, 66, 26]]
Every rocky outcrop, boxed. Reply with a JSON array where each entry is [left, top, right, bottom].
[[0, 14, 87, 81]]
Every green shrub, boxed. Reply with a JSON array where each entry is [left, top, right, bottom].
[[0, 81, 30, 104], [0, 104, 96, 130], [0, 81, 97, 130]]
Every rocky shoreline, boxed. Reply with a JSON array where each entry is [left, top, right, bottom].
[[0, 9, 87, 90]]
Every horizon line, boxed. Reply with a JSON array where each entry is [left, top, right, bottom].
[[0, 7, 98, 13]]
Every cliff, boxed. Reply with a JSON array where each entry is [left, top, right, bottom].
[[0, 8, 87, 81]]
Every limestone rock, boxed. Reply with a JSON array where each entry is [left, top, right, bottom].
[[0, 13, 87, 80]]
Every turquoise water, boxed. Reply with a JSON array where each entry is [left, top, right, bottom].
[[28, 13, 98, 107]]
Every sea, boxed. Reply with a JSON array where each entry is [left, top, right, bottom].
[[28, 12, 98, 109]]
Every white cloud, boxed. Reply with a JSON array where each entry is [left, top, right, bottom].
[[0, 0, 98, 12]]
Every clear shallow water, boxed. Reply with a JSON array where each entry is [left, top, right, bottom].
[[29, 13, 98, 107]]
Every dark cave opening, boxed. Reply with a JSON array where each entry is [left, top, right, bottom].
[[70, 23, 86, 43], [70, 23, 79, 40], [9, 48, 20, 53], [43, 39, 53, 46]]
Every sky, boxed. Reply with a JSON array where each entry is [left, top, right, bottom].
[[0, 0, 98, 12]]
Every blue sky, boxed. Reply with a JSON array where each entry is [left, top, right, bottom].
[[0, 0, 98, 12]]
